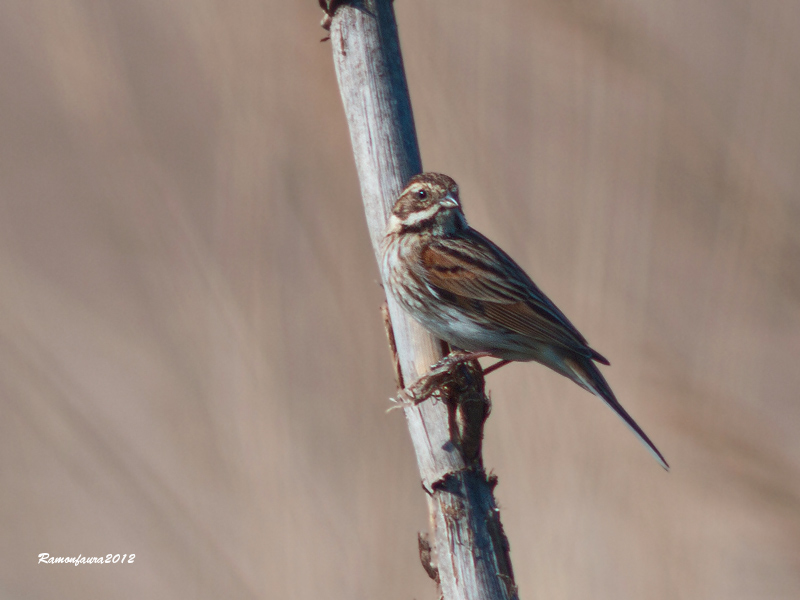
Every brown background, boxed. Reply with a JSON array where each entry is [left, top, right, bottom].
[[2, 1, 799, 598]]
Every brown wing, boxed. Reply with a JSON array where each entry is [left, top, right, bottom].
[[416, 230, 609, 363]]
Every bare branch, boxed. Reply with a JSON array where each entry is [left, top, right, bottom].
[[325, 2, 518, 598]]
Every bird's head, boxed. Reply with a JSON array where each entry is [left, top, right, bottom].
[[387, 173, 466, 236]]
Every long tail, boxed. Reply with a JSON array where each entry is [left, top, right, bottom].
[[563, 357, 669, 470]]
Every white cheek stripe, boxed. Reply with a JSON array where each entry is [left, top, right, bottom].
[[403, 205, 440, 227]]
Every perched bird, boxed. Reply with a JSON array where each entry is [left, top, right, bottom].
[[381, 172, 668, 469]]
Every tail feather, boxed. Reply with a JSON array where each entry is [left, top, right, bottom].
[[563, 357, 669, 470]]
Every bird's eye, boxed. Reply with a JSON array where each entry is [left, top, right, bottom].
[[416, 189, 427, 200]]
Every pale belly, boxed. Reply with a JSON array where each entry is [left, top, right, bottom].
[[410, 302, 539, 362]]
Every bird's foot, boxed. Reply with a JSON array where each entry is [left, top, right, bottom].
[[392, 351, 493, 406]]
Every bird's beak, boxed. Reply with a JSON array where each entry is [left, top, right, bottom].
[[440, 194, 459, 208]]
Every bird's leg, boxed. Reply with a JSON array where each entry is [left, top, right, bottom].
[[397, 351, 493, 405], [481, 359, 511, 376]]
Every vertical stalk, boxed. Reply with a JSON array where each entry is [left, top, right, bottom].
[[325, 2, 518, 598]]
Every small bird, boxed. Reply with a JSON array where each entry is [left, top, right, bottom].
[[381, 172, 668, 469]]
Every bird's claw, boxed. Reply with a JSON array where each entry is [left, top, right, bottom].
[[390, 351, 491, 408]]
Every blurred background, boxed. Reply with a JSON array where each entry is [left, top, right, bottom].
[[2, 0, 799, 598]]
